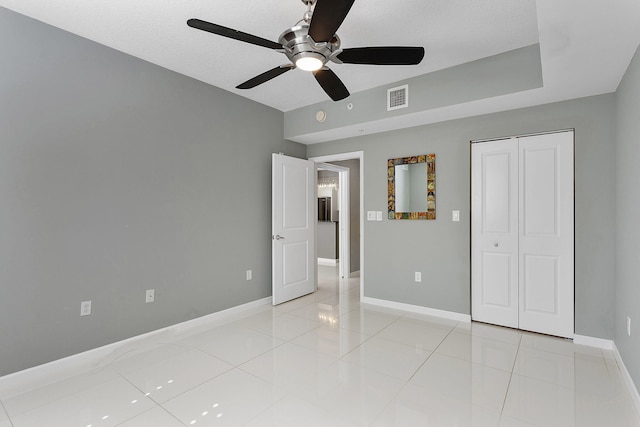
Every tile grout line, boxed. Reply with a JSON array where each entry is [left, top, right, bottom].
[[0, 399, 14, 427], [404, 322, 458, 384], [369, 322, 460, 425], [495, 332, 525, 425]]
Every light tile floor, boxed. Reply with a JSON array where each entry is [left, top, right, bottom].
[[1, 264, 639, 426]]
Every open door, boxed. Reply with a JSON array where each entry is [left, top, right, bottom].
[[272, 154, 316, 305]]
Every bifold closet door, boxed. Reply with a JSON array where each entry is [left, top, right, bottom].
[[471, 140, 519, 329], [471, 131, 574, 338], [517, 133, 574, 338]]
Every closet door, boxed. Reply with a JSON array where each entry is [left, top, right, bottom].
[[471, 140, 519, 328], [518, 132, 574, 338], [471, 131, 574, 338]]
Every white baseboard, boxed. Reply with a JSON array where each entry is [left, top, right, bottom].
[[573, 334, 614, 350], [0, 296, 271, 399], [362, 296, 471, 323], [613, 342, 640, 417], [317, 258, 338, 266]]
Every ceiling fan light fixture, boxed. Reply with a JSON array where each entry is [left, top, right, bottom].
[[188, 0, 424, 101], [295, 54, 324, 71]]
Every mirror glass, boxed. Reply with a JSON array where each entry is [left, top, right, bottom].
[[388, 154, 436, 220]]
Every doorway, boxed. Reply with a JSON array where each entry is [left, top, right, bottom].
[[316, 163, 349, 280], [310, 152, 364, 299]]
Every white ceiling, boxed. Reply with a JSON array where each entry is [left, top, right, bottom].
[[1, 0, 639, 117]]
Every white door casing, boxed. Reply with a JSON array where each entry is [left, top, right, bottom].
[[272, 154, 316, 305], [471, 131, 574, 338], [317, 162, 350, 279]]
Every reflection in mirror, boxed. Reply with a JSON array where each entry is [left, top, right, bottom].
[[395, 163, 427, 212], [388, 154, 436, 220]]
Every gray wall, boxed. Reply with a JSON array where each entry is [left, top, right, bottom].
[[615, 45, 640, 389], [0, 8, 304, 376], [285, 45, 543, 143], [307, 94, 616, 340], [317, 222, 337, 259]]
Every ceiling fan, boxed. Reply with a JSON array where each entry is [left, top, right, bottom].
[[187, 0, 425, 101]]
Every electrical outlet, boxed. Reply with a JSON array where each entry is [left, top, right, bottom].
[[415, 272, 422, 282], [246, 269, 252, 281], [146, 289, 155, 303], [628, 316, 631, 337], [80, 300, 92, 316]]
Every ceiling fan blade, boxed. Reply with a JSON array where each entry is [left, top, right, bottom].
[[337, 47, 425, 65], [308, 0, 356, 43], [236, 65, 295, 89], [187, 19, 283, 50], [313, 68, 350, 101]]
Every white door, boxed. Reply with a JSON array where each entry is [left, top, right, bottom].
[[471, 131, 574, 338], [272, 154, 316, 305], [471, 139, 519, 328], [518, 133, 574, 337]]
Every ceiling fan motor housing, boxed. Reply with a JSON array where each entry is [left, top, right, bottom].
[[279, 25, 340, 69]]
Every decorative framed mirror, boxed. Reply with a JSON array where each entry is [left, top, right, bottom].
[[388, 154, 436, 220]]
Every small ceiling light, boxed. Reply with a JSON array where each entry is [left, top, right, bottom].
[[296, 56, 324, 71], [315, 110, 327, 122]]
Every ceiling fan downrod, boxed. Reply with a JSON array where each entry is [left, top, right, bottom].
[[300, 0, 316, 25]]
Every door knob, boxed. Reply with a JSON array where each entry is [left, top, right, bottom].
[[274, 235, 285, 240]]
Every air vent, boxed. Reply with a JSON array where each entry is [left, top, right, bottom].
[[387, 84, 408, 111]]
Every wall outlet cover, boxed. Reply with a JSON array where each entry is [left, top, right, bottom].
[[146, 289, 155, 303], [80, 300, 92, 316]]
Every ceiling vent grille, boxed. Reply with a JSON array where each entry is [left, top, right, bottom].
[[387, 84, 409, 111]]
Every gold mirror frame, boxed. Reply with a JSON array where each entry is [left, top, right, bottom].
[[388, 154, 436, 220]]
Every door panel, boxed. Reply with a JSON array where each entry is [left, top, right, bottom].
[[522, 147, 558, 236], [483, 152, 515, 234], [522, 255, 559, 314], [481, 253, 514, 308], [282, 241, 309, 286], [272, 154, 316, 305], [472, 140, 519, 328], [518, 132, 574, 337]]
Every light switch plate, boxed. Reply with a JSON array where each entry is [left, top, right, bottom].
[[376, 211, 383, 221], [367, 211, 376, 221], [452, 210, 460, 222]]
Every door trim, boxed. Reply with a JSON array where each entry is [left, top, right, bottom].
[[471, 128, 576, 144], [317, 162, 350, 280]]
